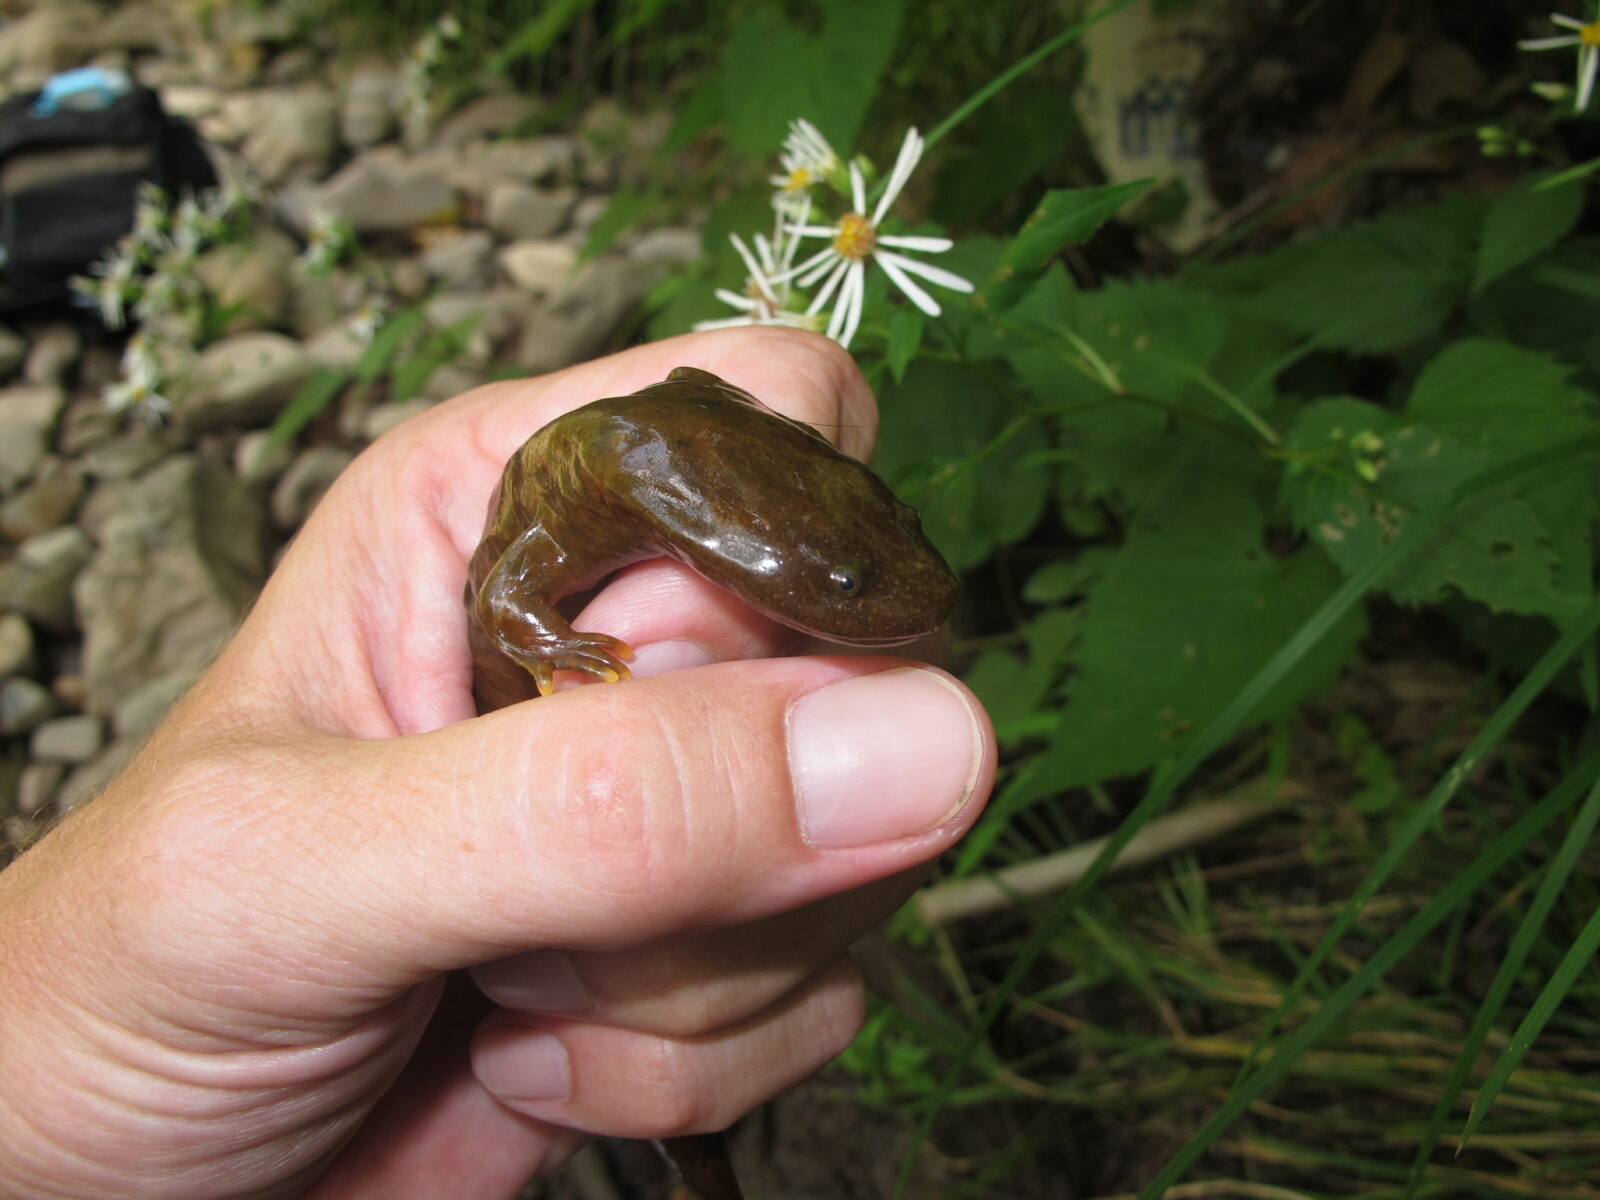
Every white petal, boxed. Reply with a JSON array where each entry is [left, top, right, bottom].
[[877, 233, 955, 252], [1521, 34, 1582, 48], [1579, 44, 1599, 109], [872, 127, 924, 226], [694, 315, 757, 331], [875, 249, 942, 317], [836, 263, 866, 349], [771, 245, 833, 284], [714, 288, 761, 311], [797, 249, 843, 289], [788, 224, 840, 238], [849, 162, 867, 215], [728, 235, 778, 306], [1552, 14, 1587, 30], [875, 248, 975, 294], [807, 256, 852, 314]]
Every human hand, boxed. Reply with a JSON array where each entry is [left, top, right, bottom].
[[0, 328, 994, 1199]]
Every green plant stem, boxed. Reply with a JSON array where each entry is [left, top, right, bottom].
[[922, 0, 1140, 152]]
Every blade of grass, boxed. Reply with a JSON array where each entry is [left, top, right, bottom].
[[1237, 592, 1600, 1086], [1459, 891, 1600, 1145], [1407, 768, 1600, 1191], [1137, 744, 1600, 1198], [895, 434, 1600, 1198]]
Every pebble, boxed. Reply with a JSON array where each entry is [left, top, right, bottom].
[[271, 446, 355, 529], [30, 715, 105, 765], [0, 614, 35, 678], [0, 677, 57, 736], [15, 762, 64, 816]]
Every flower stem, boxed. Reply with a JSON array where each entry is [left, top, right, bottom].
[[922, 0, 1142, 151]]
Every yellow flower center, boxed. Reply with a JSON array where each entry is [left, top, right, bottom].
[[783, 167, 813, 193], [1583, 20, 1600, 45], [833, 212, 876, 260]]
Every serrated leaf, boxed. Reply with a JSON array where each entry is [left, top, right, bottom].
[[984, 181, 1152, 313], [1474, 171, 1584, 291], [1286, 341, 1600, 623], [1043, 440, 1364, 787], [1211, 198, 1479, 353], [875, 359, 1049, 572], [885, 307, 923, 382]]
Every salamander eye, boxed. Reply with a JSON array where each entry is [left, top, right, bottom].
[[830, 568, 862, 597]]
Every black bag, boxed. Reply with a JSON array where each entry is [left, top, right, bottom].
[[0, 83, 217, 310]]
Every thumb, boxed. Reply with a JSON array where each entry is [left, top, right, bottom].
[[118, 657, 991, 1010]]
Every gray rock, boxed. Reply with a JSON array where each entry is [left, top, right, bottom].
[[180, 332, 314, 431], [233, 430, 294, 484], [420, 229, 495, 289], [301, 320, 374, 372], [359, 398, 435, 442], [159, 84, 223, 123], [419, 364, 486, 405], [15, 763, 64, 817], [23, 324, 80, 386], [628, 227, 705, 263], [241, 85, 339, 184], [74, 455, 266, 716], [57, 738, 139, 813], [193, 244, 294, 333], [0, 613, 34, 678], [430, 93, 537, 150], [388, 257, 431, 302], [0, 677, 56, 736], [486, 183, 576, 241], [271, 446, 355, 529], [79, 431, 170, 480], [112, 672, 192, 741], [0, 526, 91, 633], [0, 326, 25, 378], [565, 193, 612, 243], [442, 137, 571, 199], [424, 288, 534, 357], [0, 3, 103, 73], [511, 257, 664, 375], [0, 458, 84, 541], [302, 148, 457, 235], [30, 715, 106, 766], [0, 385, 66, 490], [340, 60, 402, 148], [499, 240, 579, 295], [57, 396, 120, 457]]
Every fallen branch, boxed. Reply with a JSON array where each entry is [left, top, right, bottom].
[[914, 780, 1308, 926]]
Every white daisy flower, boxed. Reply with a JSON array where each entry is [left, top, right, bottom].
[[1520, 12, 1600, 111], [297, 209, 352, 273], [348, 302, 384, 345], [130, 181, 172, 252], [103, 336, 171, 426], [74, 239, 141, 329], [781, 127, 973, 349], [694, 225, 823, 332], [770, 118, 843, 200]]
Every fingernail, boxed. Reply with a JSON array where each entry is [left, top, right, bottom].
[[472, 950, 593, 1013], [475, 1029, 571, 1102], [630, 639, 716, 677], [789, 668, 983, 848]]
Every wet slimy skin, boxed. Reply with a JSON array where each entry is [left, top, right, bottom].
[[467, 365, 958, 710]]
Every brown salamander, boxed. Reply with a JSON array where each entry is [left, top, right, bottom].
[[466, 365, 959, 1199]]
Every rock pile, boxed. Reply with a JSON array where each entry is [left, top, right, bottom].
[[0, 1, 702, 850]]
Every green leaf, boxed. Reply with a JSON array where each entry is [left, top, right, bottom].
[[885, 307, 923, 383], [1286, 340, 1600, 623], [1474, 171, 1584, 291], [1208, 197, 1479, 353], [720, 0, 904, 155], [496, 0, 598, 68], [254, 366, 348, 473], [983, 180, 1153, 313], [1044, 437, 1365, 787], [579, 185, 660, 261], [875, 359, 1049, 572], [354, 308, 424, 386]]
